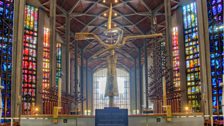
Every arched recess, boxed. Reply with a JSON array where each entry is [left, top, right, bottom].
[[93, 68, 130, 114]]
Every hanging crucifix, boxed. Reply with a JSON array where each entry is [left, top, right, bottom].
[[75, 2, 163, 107]]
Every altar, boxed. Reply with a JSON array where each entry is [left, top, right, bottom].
[[95, 107, 128, 126]]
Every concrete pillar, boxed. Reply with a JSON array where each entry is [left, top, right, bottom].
[[164, 0, 173, 111], [80, 49, 84, 114], [147, 48, 154, 110], [74, 41, 78, 113], [61, 43, 67, 92], [164, 0, 173, 68], [36, 9, 45, 114], [200, 0, 213, 117], [129, 68, 132, 113], [85, 59, 89, 114], [144, 41, 149, 109], [89, 70, 94, 115], [49, 0, 57, 87], [197, 0, 211, 115], [138, 48, 143, 113], [134, 59, 138, 113], [129, 66, 137, 114], [176, 6, 188, 111], [65, 14, 71, 94], [11, 0, 26, 117], [70, 56, 75, 95]]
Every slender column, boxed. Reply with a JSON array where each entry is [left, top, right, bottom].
[[11, 0, 25, 117], [49, 0, 57, 87], [61, 43, 67, 92], [70, 58, 74, 95], [144, 41, 149, 109], [80, 49, 84, 114], [163, 77, 167, 107], [138, 47, 143, 113], [176, 4, 187, 112], [65, 14, 71, 94], [74, 41, 78, 113], [200, 0, 214, 117], [36, 9, 45, 114], [90, 70, 93, 115], [134, 58, 138, 113], [164, 0, 172, 110], [164, 0, 172, 66], [86, 59, 88, 114], [197, 0, 211, 115]]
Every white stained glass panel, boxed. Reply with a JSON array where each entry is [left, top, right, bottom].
[[93, 68, 130, 114]]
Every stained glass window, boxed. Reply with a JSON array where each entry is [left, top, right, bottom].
[[93, 68, 130, 114], [183, 2, 201, 112], [22, 4, 38, 115], [172, 27, 180, 91], [0, 0, 14, 118], [43, 28, 50, 90], [56, 43, 62, 87], [207, 0, 223, 116]]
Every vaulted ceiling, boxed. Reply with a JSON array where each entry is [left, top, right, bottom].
[[39, 0, 179, 71]]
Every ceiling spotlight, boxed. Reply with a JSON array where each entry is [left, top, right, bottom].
[[105, 24, 107, 27], [103, 0, 106, 3], [114, 24, 117, 27], [114, 0, 118, 3], [104, 13, 107, 16], [114, 13, 117, 16]]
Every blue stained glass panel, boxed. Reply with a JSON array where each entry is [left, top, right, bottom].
[[0, 0, 13, 119], [207, 0, 224, 116]]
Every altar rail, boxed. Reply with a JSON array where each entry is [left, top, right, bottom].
[[0, 113, 205, 126]]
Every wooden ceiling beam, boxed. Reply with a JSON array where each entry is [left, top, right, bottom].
[[71, 13, 98, 18], [92, 62, 106, 72], [74, 18, 86, 26], [69, 0, 81, 14], [89, 19, 134, 35], [88, 2, 145, 34], [153, 0, 180, 13], [70, 0, 104, 21], [152, 3, 164, 13], [42, 1, 50, 5], [116, 49, 134, 61], [80, 9, 108, 32], [121, 1, 138, 14], [112, 9, 144, 34], [117, 63, 130, 72], [113, 0, 132, 8], [135, 16, 148, 26], [139, 0, 152, 13], [40, 2, 50, 11], [57, 5, 67, 15], [91, 60, 130, 73], [57, 14, 66, 17]]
